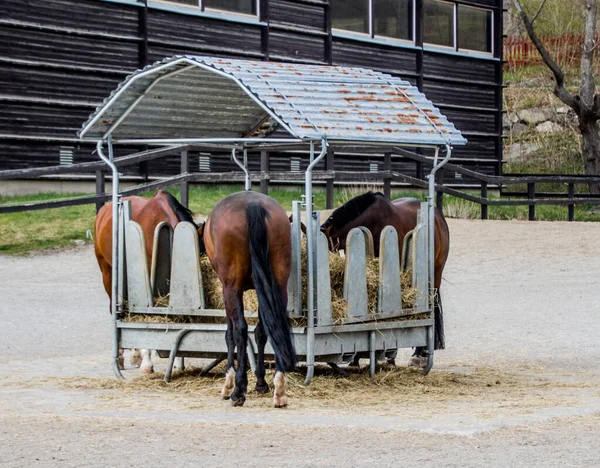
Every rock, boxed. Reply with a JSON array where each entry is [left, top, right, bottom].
[[517, 108, 554, 125], [504, 143, 540, 162], [72, 239, 86, 246], [502, 114, 511, 129], [556, 106, 572, 114], [535, 121, 563, 133], [510, 122, 528, 136]]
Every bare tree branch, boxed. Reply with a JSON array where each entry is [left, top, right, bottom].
[[510, 0, 578, 111], [530, 0, 548, 25]]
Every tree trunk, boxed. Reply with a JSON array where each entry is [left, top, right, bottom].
[[579, 117, 600, 195]]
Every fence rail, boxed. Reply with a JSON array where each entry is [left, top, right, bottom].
[[503, 34, 599, 72], [2, 147, 600, 221]]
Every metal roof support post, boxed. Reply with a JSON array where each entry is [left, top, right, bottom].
[[231, 147, 251, 191], [304, 138, 328, 386], [97, 137, 124, 379], [425, 144, 452, 373]]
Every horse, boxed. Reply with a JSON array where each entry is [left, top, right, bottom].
[[199, 191, 296, 408], [320, 191, 450, 367], [94, 189, 203, 374]]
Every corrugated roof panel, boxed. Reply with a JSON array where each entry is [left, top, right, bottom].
[[79, 56, 467, 146]]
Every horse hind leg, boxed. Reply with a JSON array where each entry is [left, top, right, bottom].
[[130, 349, 143, 367], [221, 317, 236, 400], [139, 349, 154, 375], [254, 318, 270, 394], [225, 289, 249, 407], [272, 371, 288, 408]]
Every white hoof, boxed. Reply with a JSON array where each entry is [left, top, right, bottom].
[[272, 371, 288, 408], [139, 349, 154, 375], [408, 356, 428, 369], [221, 368, 235, 400]]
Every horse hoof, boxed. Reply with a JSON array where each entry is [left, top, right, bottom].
[[273, 395, 288, 408], [408, 356, 427, 369], [231, 396, 246, 407], [255, 382, 270, 394], [140, 365, 154, 375]]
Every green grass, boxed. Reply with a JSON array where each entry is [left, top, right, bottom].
[[1, 186, 598, 255]]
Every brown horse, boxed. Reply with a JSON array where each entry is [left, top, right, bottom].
[[94, 190, 202, 373], [320, 191, 450, 364], [199, 191, 296, 408]]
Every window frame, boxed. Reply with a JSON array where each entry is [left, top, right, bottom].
[[422, 0, 494, 56], [150, 0, 261, 21], [331, 0, 417, 46]]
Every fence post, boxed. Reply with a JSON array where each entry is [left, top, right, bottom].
[[435, 168, 444, 213], [260, 151, 269, 195], [481, 181, 488, 220], [568, 183, 575, 221], [95, 169, 105, 213], [326, 147, 334, 209], [528, 182, 535, 221], [180, 150, 189, 208], [383, 152, 391, 200]]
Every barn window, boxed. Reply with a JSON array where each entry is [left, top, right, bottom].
[[423, 0, 493, 54], [332, 0, 414, 41], [458, 5, 493, 53], [160, 0, 258, 16], [423, 0, 455, 48]]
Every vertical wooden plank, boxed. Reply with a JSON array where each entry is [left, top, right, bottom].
[[95, 170, 105, 213], [481, 181, 488, 220], [125, 220, 152, 308], [343, 228, 368, 321], [169, 222, 204, 310], [180, 150, 189, 208], [326, 148, 334, 209], [568, 183, 575, 221], [260, 150, 269, 195], [528, 182, 535, 221], [378, 226, 402, 315], [383, 152, 391, 200]]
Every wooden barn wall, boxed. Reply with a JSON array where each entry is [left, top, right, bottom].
[[1, 0, 503, 181]]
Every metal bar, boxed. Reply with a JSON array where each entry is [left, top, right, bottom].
[[435, 168, 444, 213], [369, 331, 376, 378], [180, 150, 189, 208], [568, 183, 575, 221], [200, 357, 225, 375], [106, 137, 308, 145], [304, 139, 328, 386], [164, 329, 194, 382], [97, 138, 124, 379], [231, 148, 251, 191], [528, 182, 536, 221]]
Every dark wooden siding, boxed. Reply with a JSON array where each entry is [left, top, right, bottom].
[[1, 0, 503, 181]]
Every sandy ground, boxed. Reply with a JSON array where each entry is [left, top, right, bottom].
[[1, 219, 600, 467]]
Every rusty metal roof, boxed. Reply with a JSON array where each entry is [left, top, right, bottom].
[[79, 56, 466, 147]]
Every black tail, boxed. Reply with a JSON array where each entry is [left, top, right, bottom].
[[247, 203, 297, 372], [434, 291, 445, 350]]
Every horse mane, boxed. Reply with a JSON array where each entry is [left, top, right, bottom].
[[162, 191, 198, 228], [322, 191, 385, 231]]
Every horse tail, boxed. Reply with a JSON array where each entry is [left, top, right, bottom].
[[247, 203, 297, 372], [434, 290, 445, 350]]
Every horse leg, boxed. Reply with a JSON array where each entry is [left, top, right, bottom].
[[118, 348, 125, 370], [226, 289, 248, 407], [139, 349, 154, 375], [254, 317, 269, 394], [130, 349, 143, 367], [221, 316, 236, 400], [273, 370, 288, 408], [408, 290, 444, 369]]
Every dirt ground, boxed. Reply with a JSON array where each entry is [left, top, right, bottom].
[[1, 219, 600, 467]]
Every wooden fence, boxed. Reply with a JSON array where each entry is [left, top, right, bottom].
[[503, 34, 597, 71]]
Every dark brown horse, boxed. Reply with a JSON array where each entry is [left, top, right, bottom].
[[94, 190, 202, 373], [200, 191, 296, 408], [320, 191, 450, 363]]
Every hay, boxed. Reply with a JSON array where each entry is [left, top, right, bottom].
[[125, 237, 418, 326]]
